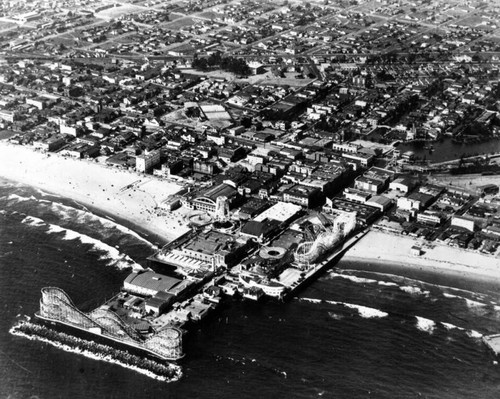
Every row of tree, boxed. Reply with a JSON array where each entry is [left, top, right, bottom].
[[192, 52, 250, 76]]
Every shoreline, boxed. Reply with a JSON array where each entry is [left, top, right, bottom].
[[3, 140, 500, 291], [0, 141, 190, 246], [340, 230, 500, 293]]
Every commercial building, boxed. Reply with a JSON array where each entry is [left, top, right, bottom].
[[190, 183, 238, 214], [451, 216, 475, 232], [33, 136, 66, 152], [390, 177, 415, 193], [282, 184, 322, 208], [253, 201, 302, 224], [397, 192, 434, 211], [123, 271, 191, 298], [366, 195, 392, 212], [136, 150, 161, 173]]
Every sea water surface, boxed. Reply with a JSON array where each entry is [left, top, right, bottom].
[[2, 179, 500, 398]]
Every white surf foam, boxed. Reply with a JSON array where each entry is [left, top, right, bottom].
[[377, 281, 399, 287], [327, 312, 344, 321], [464, 298, 486, 308], [21, 215, 46, 227], [324, 300, 388, 319], [415, 316, 435, 334], [343, 303, 389, 319], [46, 223, 143, 270], [444, 293, 486, 308], [441, 322, 465, 331], [297, 297, 323, 304], [329, 272, 378, 284], [399, 286, 430, 296], [298, 297, 388, 319], [443, 293, 461, 299], [48, 201, 158, 249], [466, 330, 483, 339], [7, 194, 31, 202], [330, 271, 399, 287], [21, 215, 143, 270]]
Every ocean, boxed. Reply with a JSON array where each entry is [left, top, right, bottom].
[[2, 178, 500, 398]]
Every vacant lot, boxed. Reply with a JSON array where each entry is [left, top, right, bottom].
[[96, 4, 147, 21]]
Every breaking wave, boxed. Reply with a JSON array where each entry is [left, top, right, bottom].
[[329, 271, 399, 288], [46, 223, 143, 270], [329, 272, 378, 284], [297, 297, 483, 339], [297, 297, 388, 319], [441, 322, 464, 331], [415, 316, 435, 334], [466, 330, 483, 339], [399, 286, 430, 297], [6, 192, 157, 249], [48, 201, 158, 250], [297, 297, 323, 304], [339, 302, 389, 319], [7, 194, 32, 202], [443, 293, 487, 309], [22, 214, 142, 270], [21, 215, 45, 227]]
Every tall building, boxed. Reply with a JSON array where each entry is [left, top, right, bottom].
[[136, 150, 161, 173]]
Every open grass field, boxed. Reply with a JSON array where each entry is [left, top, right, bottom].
[[164, 17, 195, 30], [96, 4, 147, 20]]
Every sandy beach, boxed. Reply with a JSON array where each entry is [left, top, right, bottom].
[[0, 141, 190, 244], [343, 230, 500, 283]]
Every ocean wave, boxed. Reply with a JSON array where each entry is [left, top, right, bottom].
[[399, 286, 430, 297], [466, 330, 483, 339], [464, 298, 487, 308], [377, 281, 399, 287], [22, 215, 142, 270], [48, 201, 158, 249], [441, 322, 465, 331], [329, 271, 399, 288], [297, 297, 388, 319], [443, 293, 461, 299], [21, 215, 46, 227], [5, 191, 157, 249], [327, 312, 344, 321], [297, 297, 323, 304], [341, 303, 389, 319], [329, 272, 378, 284], [10, 321, 181, 382], [7, 194, 32, 202], [324, 300, 388, 319], [415, 316, 435, 334], [443, 293, 487, 309], [46, 223, 143, 270], [344, 269, 486, 299]]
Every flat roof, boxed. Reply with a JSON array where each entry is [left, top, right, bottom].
[[254, 201, 302, 223], [124, 271, 181, 294]]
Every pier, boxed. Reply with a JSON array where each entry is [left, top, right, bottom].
[[483, 334, 500, 356]]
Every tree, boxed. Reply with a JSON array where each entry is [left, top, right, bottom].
[[241, 116, 252, 128]]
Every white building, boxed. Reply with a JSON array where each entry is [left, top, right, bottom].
[[136, 150, 161, 173], [451, 216, 475, 232]]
